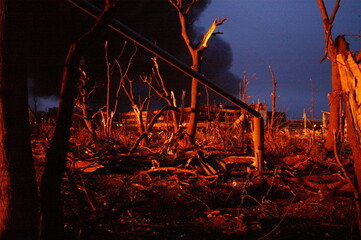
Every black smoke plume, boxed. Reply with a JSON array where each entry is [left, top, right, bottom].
[[22, 0, 241, 110]]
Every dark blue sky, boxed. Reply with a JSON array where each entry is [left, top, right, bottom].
[[197, 0, 360, 118]]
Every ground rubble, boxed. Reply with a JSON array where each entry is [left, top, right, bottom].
[[37, 144, 357, 240]]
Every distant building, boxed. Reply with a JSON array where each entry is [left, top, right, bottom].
[[119, 103, 286, 130]]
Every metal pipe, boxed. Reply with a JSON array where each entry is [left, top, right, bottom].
[[66, 0, 261, 118]]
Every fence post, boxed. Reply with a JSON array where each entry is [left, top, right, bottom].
[[253, 116, 264, 173]]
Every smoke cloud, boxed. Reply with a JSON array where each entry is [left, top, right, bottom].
[[23, 0, 241, 110]]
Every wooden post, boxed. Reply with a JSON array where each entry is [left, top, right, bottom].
[[253, 116, 264, 173]]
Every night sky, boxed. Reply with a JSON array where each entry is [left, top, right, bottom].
[[27, 0, 360, 119], [197, 0, 360, 118], [27, 0, 235, 112]]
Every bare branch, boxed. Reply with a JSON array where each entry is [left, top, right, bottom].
[[269, 65, 277, 130], [168, 0, 195, 51], [213, 31, 224, 35], [152, 57, 169, 96], [76, 0, 116, 45], [168, 0, 180, 11], [183, 0, 198, 15], [215, 17, 227, 26], [113, 43, 138, 116], [110, 40, 127, 72], [139, 94, 155, 111], [130, 105, 179, 153], [329, 0, 341, 24], [317, 0, 330, 24], [317, 0, 341, 62], [200, 18, 227, 49]]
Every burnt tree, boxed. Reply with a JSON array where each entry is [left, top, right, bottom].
[[0, 0, 39, 238], [317, 0, 343, 151], [40, 1, 115, 239], [336, 36, 361, 234], [269, 65, 277, 131], [169, 0, 226, 147]]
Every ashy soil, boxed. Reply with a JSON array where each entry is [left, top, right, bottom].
[[64, 173, 356, 240], [32, 137, 358, 240]]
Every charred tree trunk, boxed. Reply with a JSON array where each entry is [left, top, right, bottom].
[[324, 35, 349, 150], [317, 0, 342, 151], [40, 43, 82, 240], [40, 2, 115, 239], [324, 59, 342, 150], [186, 57, 201, 146], [336, 38, 361, 236], [169, 0, 226, 148], [0, 0, 39, 238]]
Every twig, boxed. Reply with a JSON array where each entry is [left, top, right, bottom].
[[258, 168, 314, 239], [129, 105, 179, 153], [241, 195, 262, 208], [333, 130, 361, 203], [316, 0, 340, 62], [137, 167, 198, 176], [178, 184, 211, 211], [261, 167, 278, 203]]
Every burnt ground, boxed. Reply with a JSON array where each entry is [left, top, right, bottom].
[[63, 172, 357, 240], [32, 135, 359, 240]]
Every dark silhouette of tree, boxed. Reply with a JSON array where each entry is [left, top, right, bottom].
[[40, 1, 115, 238], [0, 0, 39, 238]]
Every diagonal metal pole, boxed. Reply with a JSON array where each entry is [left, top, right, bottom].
[[67, 0, 263, 172], [67, 0, 260, 118]]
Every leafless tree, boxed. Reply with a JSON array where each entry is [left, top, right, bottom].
[[142, 57, 180, 132], [269, 66, 276, 131], [239, 72, 255, 105], [40, 1, 115, 238], [235, 71, 255, 132], [102, 41, 136, 138], [74, 65, 100, 137], [168, 0, 226, 148], [335, 36, 361, 236], [113, 44, 155, 147], [318, 0, 361, 235], [317, 0, 343, 151]]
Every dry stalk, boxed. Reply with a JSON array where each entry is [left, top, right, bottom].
[[141, 57, 180, 132], [261, 167, 279, 203], [240, 195, 263, 208], [178, 183, 211, 211], [129, 105, 179, 153], [269, 65, 276, 133], [137, 167, 198, 176]]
